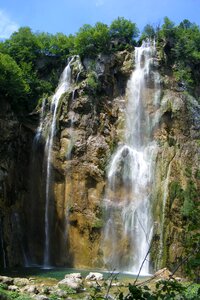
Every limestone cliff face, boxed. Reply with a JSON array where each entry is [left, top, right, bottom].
[[151, 80, 200, 275], [23, 50, 133, 267], [0, 47, 199, 276], [0, 100, 35, 267]]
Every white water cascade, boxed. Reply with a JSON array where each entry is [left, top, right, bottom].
[[103, 41, 160, 275], [13, 212, 30, 267], [34, 98, 46, 143], [43, 60, 72, 267], [158, 160, 172, 268]]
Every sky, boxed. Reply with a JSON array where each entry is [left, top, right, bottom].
[[0, 0, 200, 39]]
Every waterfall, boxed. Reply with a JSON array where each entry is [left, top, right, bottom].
[[75, 60, 83, 83], [66, 110, 77, 160], [13, 212, 30, 267], [43, 60, 73, 267], [34, 98, 46, 143], [158, 161, 172, 268], [102, 40, 160, 275]]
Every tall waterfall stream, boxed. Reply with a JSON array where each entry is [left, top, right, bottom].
[[102, 41, 161, 275], [43, 61, 72, 267]]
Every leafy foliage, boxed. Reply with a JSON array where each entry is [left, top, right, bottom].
[[0, 16, 200, 113], [0, 27, 66, 112], [3, 27, 39, 64], [86, 71, 100, 93], [141, 24, 157, 40], [0, 17, 139, 112], [74, 22, 110, 57], [0, 52, 30, 109], [0, 287, 32, 300], [158, 17, 200, 93], [168, 178, 200, 281], [119, 280, 200, 300], [110, 17, 139, 44]]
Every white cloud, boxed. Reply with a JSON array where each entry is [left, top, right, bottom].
[[95, 0, 104, 7], [0, 10, 19, 39]]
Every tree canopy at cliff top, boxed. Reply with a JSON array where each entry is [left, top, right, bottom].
[[0, 16, 200, 113]]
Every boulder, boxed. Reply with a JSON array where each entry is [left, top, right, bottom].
[[65, 273, 82, 279], [23, 284, 39, 294], [33, 295, 49, 300], [85, 272, 103, 281], [54, 289, 69, 297], [0, 276, 13, 285], [154, 268, 172, 279], [58, 273, 83, 291], [13, 277, 30, 287], [85, 280, 103, 288], [8, 285, 18, 291]]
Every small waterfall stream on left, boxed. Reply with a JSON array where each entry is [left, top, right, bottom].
[[13, 212, 30, 267], [43, 60, 72, 268], [34, 98, 46, 143]]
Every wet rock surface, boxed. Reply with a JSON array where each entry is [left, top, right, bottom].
[[0, 47, 199, 278]]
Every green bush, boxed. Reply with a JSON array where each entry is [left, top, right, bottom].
[[86, 71, 100, 93], [110, 17, 139, 44], [119, 280, 200, 300], [74, 22, 110, 58], [0, 52, 30, 109], [158, 17, 200, 93]]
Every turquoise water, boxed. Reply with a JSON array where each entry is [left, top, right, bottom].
[[0, 267, 150, 281]]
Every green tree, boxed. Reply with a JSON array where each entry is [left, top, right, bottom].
[[141, 24, 156, 41], [50, 33, 75, 57], [160, 17, 175, 38], [74, 24, 95, 57], [0, 53, 29, 108], [179, 19, 196, 30], [93, 22, 110, 53], [173, 21, 200, 87], [74, 22, 110, 57], [36, 31, 54, 56], [1, 27, 70, 110], [4, 27, 40, 64], [109, 17, 139, 44]]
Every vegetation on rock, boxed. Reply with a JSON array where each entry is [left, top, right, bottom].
[[0, 16, 200, 113], [157, 17, 200, 94]]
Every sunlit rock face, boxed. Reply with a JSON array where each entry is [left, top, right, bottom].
[[22, 51, 133, 268], [151, 90, 200, 274], [0, 46, 199, 277]]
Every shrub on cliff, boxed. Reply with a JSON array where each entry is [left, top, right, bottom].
[[74, 22, 110, 57], [0, 27, 67, 112], [110, 17, 139, 50], [158, 17, 200, 93], [0, 52, 30, 109]]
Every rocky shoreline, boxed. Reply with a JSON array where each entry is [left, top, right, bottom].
[[0, 271, 126, 299], [0, 268, 184, 300]]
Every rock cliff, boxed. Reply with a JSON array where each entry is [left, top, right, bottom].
[[0, 46, 199, 278]]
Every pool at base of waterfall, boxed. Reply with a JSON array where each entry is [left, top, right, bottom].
[[0, 267, 151, 281]]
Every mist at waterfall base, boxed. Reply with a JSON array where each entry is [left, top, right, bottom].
[[102, 40, 160, 275]]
